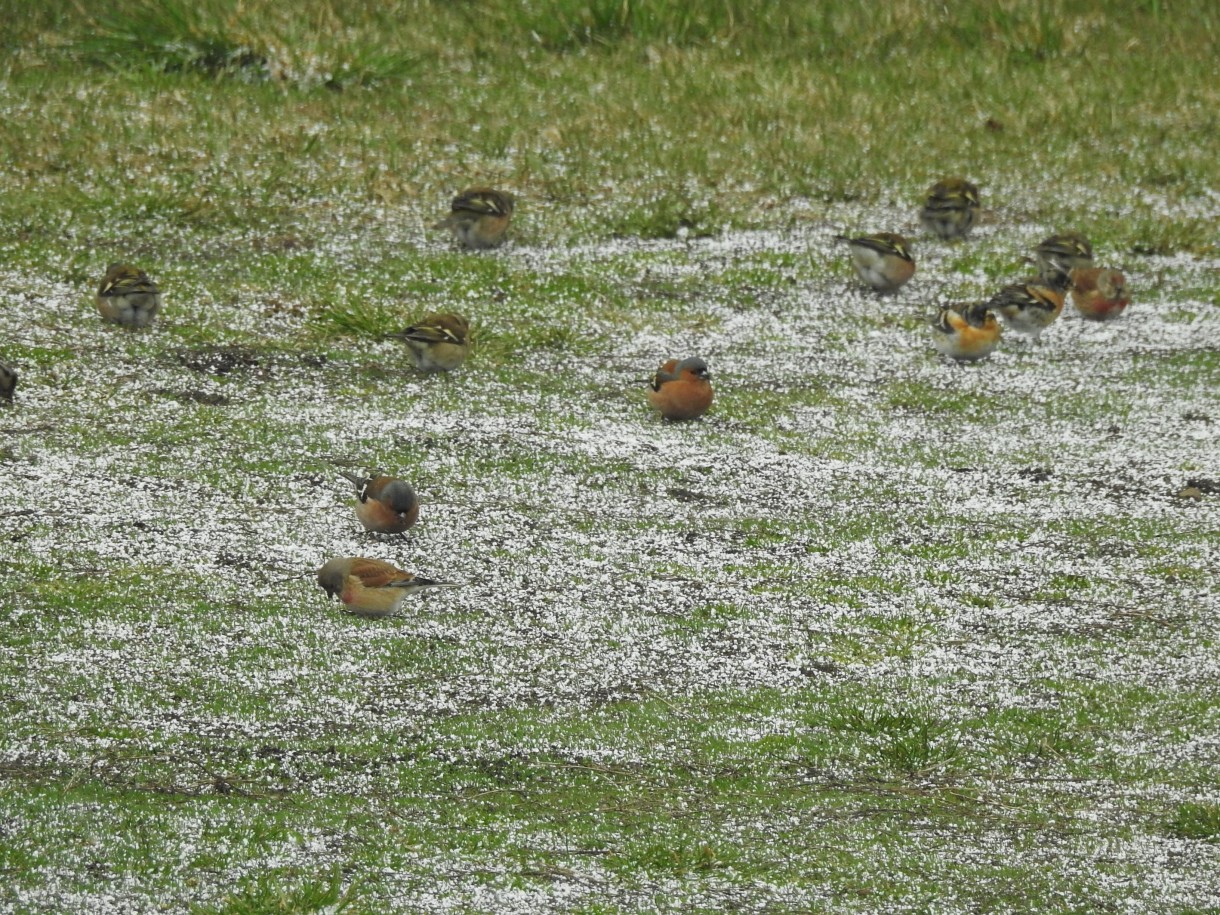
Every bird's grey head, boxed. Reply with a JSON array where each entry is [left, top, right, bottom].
[[676, 357, 710, 379], [380, 480, 418, 513], [316, 559, 347, 599]]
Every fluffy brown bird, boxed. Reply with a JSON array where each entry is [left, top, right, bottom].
[[1033, 231, 1093, 281], [834, 232, 916, 293], [96, 262, 162, 327], [432, 187, 515, 250], [987, 273, 1070, 342], [0, 359, 16, 402], [394, 313, 471, 373], [1069, 267, 1130, 321], [920, 177, 981, 241]]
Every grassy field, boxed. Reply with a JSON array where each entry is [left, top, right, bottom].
[[1, 1, 1219, 912]]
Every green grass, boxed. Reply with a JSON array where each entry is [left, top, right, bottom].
[[0, 0, 1216, 250]]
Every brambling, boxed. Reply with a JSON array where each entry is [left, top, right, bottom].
[[394, 312, 471, 373], [1070, 267, 1130, 320], [920, 177, 981, 240], [0, 359, 16, 402], [96, 262, 162, 327], [833, 232, 916, 293], [339, 471, 420, 535], [1034, 232, 1093, 281], [316, 557, 460, 618], [987, 272, 1069, 342], [432, 187, 515, 250], [930, 301, 1001, 362], [647, 357, 713, 421]]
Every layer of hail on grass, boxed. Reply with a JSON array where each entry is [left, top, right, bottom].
[[1, 187, 1218, 914]]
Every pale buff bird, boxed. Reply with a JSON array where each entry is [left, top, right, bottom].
[[316, 557, 459, 618], [96, 262, 162, 327], [394, 313, 471, 372], [834, 232, 916, 293], [432, 187, 515, 250]]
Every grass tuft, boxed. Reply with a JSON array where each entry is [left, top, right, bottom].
[[192, 868, 361, 914], [78, 0, 270, 78], [829, 705, 964, 776], [462, 0, 751, 51], [74, 0, 417, 88], [1168, 802, 1220, 843]]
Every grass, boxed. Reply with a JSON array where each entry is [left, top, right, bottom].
[[0, 2, 1217, 248], [2, 0, 1220, 913]]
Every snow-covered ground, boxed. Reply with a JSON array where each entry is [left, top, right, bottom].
[[1, 205, 1218, 912]]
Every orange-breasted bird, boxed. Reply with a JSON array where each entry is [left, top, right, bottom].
[[647, 357, 713, 421], [834, 232, 916, 293], [930, 301, 1001, 362], [316, 557, 459, 618], [920, 177, 980, 241], [1070, 267, 1129, 320], [432, 187, 515, 250], [394, 312, 471, 372], [339, 471, 420, 535], [96, 262, 162, 327]]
